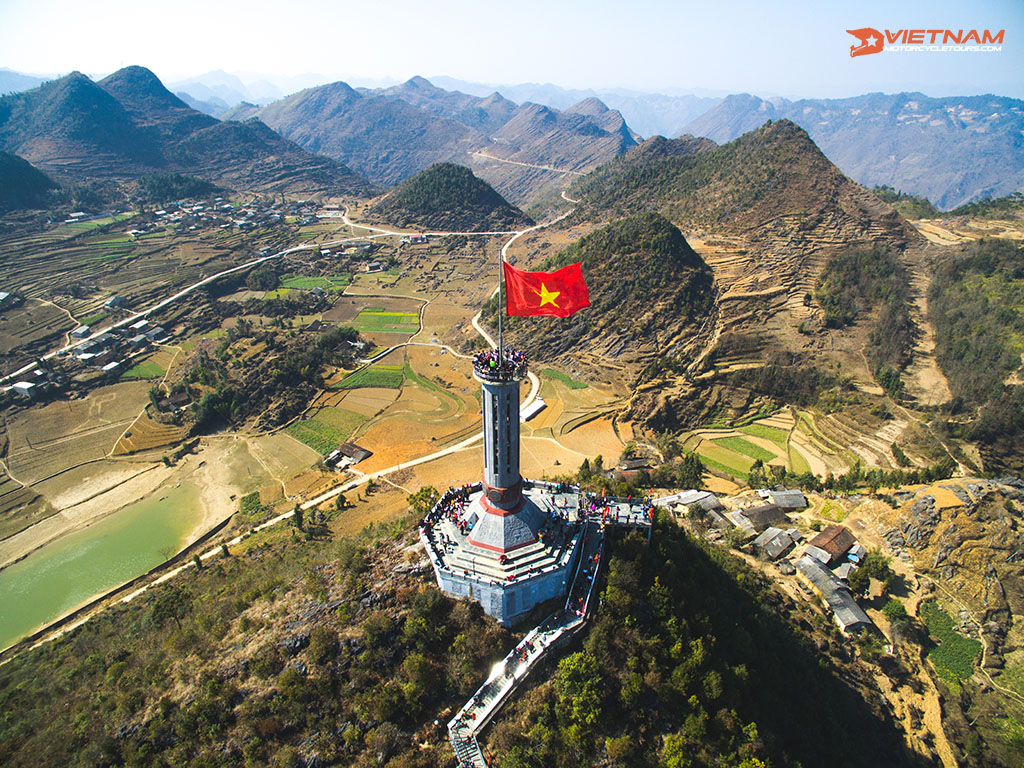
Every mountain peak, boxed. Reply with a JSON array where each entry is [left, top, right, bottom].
[[364, 162, 532, 232], [99, 65, 192, 115], [563, 96, 611, 116], [404, 75, 435, 90]]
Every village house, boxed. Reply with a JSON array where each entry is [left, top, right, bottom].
[[807, 524, 857, 566], [727, 502, 787, 534], [795, 555, 872, 634], [757, 488, 808, 510], [751, 526, 796, 560]]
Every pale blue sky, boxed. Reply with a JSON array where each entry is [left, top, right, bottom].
[[0, 0, 1021, 98]]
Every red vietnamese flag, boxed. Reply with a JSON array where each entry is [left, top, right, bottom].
[[503, 261, 590, 318]]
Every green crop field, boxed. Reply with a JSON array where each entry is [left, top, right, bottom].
[[920, 602, 982, 685], [713, 436, 778, 462], [79, 311, 109, 328], [285, 408, 366, 454], [818, 500, 847, 522], [351, 310, 419, 334], [334, 364, 404, 390], [543, 368, 587, 389], [279, 275, 350, 291], [310, 407, 365, 437], [698, 455, 749, 480], [789, 445, 811, 474], [120, 360, 165, 380], [696, 441, 755, 477], [739, 423, 790, 443]]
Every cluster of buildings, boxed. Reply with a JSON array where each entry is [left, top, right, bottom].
[[691, 486, 873, 634], [126, 198, 326, 236], [65, 317, 170, 378], [7, 366, 65, 401], [795, 527, 872, 634]]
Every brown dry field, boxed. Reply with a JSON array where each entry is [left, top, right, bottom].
[[328, 483, 411, 538], [702, 474, 742, 495], [322, 295, 422, 323], [370, 347, 406, 366], [336, 388, 401, 418], [0, 299, 75, 354], [362, 331, 414, 347], [418, 296, 475, 340], [283, 469, 341, 500], [386, 382, 450, 418], [5, 381, 151, 484], [0, 474, 55, 541], [913, 217, 1024, 245], [247, 433, 321, 482], [549, 416, 627, 460], [354, 422, 460, 476], [406, 447, 482, 492]]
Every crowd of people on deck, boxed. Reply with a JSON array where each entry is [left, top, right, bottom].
[[472, 348, 527, 379], [580, 493, 655, 527], [420, 484, 480, 562], [419, 481, 653, 583]]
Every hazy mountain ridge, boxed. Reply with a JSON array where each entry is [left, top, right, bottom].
[[249, 80, 486, 186], [0, 67, 373, 196], [428, 75, 721, 137], [0, 69, 46, 96], [243, 76, 640, 204], [682, 92, 1024, 210]]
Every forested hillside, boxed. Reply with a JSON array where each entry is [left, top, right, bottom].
[[493, 213, 714, 361], [487, 518, 928, 768], [929, 239, 1024, 472]]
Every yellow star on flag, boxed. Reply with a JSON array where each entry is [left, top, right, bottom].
[[536, 282, 561, 307]]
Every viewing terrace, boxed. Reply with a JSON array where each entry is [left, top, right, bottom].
[[472, 347, 528, 383]]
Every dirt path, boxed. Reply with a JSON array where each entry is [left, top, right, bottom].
[[37, 298, 81, 347], [901, 264, 952, 407]]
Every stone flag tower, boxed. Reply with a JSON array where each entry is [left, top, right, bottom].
[[418, 256, 590, 625], [465, 351, 546, 553]]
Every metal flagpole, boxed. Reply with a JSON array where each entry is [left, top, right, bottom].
[[498, 244, 504, 358]]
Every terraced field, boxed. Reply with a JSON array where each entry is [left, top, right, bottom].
[[113, 414, 190, 455], [713, 436, 777, 463], [686, 409, 852, 484], [280, 275, 350, 291], [542, 368, 587, 389], [0, 473, 56, 540]]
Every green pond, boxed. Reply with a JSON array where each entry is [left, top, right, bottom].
[[0, 482, 203, 650]]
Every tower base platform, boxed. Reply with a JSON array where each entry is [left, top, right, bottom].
[[419, 481, 584, 626]]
